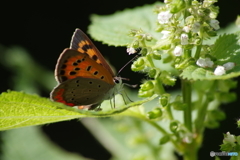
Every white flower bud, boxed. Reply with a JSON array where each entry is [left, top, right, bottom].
[[173, 46, 183, 56], [210, 19, 220, 30], [183, 26, 190, 33], [192, 22, 201, 33], [205, 58, 214, 67], [126, 47, 136, 55], [196, 58, 214, 68], [214, 66, 226, 76], [196, 59, 207, 67], [181, 33, 189, 45], [158, 11, 173, 24], [161, 31, 171, 39], [224, 132, 236, 144], [223, 62, 235, 71]]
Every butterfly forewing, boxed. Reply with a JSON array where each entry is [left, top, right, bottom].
[[55, 49, 114, 85], [70, 29, 115, 76]]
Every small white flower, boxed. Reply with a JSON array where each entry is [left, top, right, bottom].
[[161, 30, 171, 39], [192, 22, 201, 33], [223, 132, 236, 144], [196, 58, 214, 68], [223, 62, 235, 71], [205, 58, 214, 67], [126, 47, 136, 55], [210, 19, 220, 30], [183, 26, 190, 33], [158, 11, 173, 24], [214, 66, 226, 76], [173, 46, 183, 56], [181, 33, 189, 45], [196, 59, 207, 67]]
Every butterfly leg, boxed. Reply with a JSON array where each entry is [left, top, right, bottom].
[[109, 95, 115, 109], [113, 93, 116, 108], [120, 90, 133, 105]]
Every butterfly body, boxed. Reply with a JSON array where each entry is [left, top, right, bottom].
[[50, 29, 121, 110]]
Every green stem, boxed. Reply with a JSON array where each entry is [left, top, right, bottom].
[[146, 120, 179, 150], [166, 104, 174, 120], [194, 25, 204, 59], [195, 97, 209, 134], [146, 119, 168, 134], [182, 79, 192, 132], [194, 45, 202, 59], [133, 120, 159, 159], [195, 81, 216, 134], [155, 77, 165, 95], [183, 144, 198, 160], [186, 49, 191, 58], [146, 53, 155, 68]]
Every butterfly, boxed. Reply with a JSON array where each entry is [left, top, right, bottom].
[[50, 28, 122, 110]]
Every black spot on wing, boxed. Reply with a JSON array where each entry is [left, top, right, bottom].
[[60, 70, 65, 75], [82, 44, 93, 52], [72, 62, 78, 66], [86, 66, 92, 71], [75, 67, 80, 71], [93, 71, 99, 75], [61, 64, 67, 69], [92, 55, 98, 61], [61, 76, 68, 82], [70, 71, 76, 75]]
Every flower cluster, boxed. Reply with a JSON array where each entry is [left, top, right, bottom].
[[154, 0, 236, 76], [220, 131, 240, 153], [196, 58, 235, 75], [126, 0, 235, 99]]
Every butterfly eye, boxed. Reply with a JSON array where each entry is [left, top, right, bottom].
[[114, 78, 120, 84]]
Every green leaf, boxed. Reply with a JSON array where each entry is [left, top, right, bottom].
[[88, 2, 163, 46], [181, 32, 240, 80], [0, 91, 84, 131], [211, 33, 240, 66], [0, 91, 158, 131], [2, 126, 86, 160]]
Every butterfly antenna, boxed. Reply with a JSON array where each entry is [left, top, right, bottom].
[[117, 54, 139, 76]]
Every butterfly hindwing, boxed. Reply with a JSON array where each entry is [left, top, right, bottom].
[[51, 77, 114, 106]]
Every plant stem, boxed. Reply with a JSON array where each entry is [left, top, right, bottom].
[[146, 53, 155, 68], [194, 45, 202, 59], [146, 120, 179, 149], [182, 79, 192, 132], [195, 97, 209, 134], [182, 79, 199, 160], [166, 104, 174, 120], [183, 144, 198, 160]]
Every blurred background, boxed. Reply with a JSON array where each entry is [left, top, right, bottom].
[[1, 1, 240, 160]]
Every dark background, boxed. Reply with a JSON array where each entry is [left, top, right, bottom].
[[1, 1, 240, 160]]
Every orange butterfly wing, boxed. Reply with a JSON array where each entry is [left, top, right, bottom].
[[54, 29, 115, 85], [54, 49, 115, 85], [51, 29, 117, 109], [70, 28, 115, 76]]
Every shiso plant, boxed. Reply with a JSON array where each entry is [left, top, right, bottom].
[[1, 0, 240, 160]]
